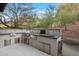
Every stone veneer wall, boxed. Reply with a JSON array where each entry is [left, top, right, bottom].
[[28, 36, 58, 56], [0, 34, 22, 48]]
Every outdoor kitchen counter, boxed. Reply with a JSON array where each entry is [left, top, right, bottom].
[[28, 33, 58, 55], [30, 34, 53, 38]]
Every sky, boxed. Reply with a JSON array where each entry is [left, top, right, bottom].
[[3, 3, 60, 19], [31, 3, 59, 17], [32, 3, 59, 10]]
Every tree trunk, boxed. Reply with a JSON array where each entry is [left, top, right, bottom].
[[64, 23, 67, 31], [0, 19, 10, 28]]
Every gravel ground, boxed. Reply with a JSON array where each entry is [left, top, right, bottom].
[[0, 43, 49, 56]]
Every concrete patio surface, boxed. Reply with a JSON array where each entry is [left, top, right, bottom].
[[0, 43, 49, 56]]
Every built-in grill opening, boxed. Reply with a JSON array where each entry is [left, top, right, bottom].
[[40, 29, 46, 34]]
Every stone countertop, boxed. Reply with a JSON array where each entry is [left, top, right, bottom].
[[30, 34, 53, 38], [29, 33, 60, 40]]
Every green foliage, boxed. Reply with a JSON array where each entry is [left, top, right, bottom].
[[1, 3, 79, 29], [36, 5, 56, 28], [56, 4, 79, 30], [0, 3, 33, 28]]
